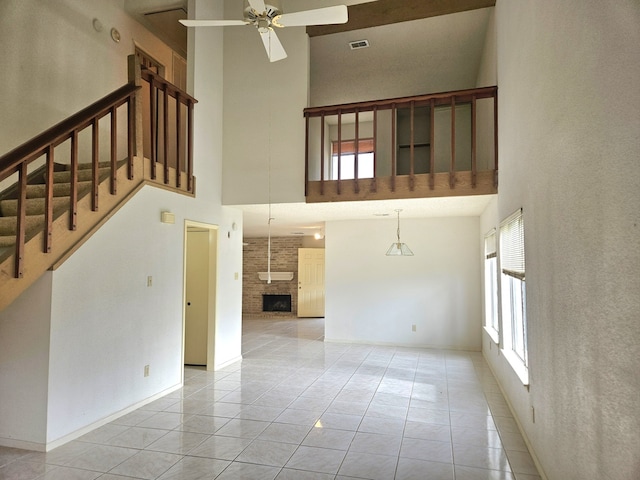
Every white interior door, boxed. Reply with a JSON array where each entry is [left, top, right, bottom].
[[185, 229, 209, 365], [298, 248, 325, 317]]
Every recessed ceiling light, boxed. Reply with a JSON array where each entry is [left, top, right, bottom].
[[373, 213, 390, 217], [349, 39, 369, 50], [291, 232, 305, 235]]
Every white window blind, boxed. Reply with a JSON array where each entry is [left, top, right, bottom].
[[500, 209, 525, 280], [485, 229, 497, 259]]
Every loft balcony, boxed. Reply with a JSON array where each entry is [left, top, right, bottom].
[[304, 86, 498, 203]]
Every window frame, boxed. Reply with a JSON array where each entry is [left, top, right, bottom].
[[499, 209, 529, 385], [330, 138, 375, 180], [483, 229, 499, 343]]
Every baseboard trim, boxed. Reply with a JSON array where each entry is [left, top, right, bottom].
[[214, 355, 242, 371], [324, 337, 481, 352], [44, 383, 183, 452], [0, 436, 46, 452]]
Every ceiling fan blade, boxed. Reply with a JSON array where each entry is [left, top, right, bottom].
[[248, 0, 267, 14], [259, 29, 287, 62], [179, 19, 248, 27], [275, 5, 348, 27]]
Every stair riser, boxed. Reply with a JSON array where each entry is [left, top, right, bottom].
[[0, 215, 45, 236], [51, 168, 110, 183], [0, 197, 70, 217], [26, 182, 92, 199]]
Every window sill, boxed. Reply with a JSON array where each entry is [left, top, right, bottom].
[[484, 326, 499, 345], [501, 347, 529, 386]]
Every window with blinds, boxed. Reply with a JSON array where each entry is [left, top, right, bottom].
[[500, 209, 528, 368], [500, 210, 525, 281], [484, 229, 499, 336]]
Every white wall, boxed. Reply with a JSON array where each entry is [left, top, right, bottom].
[[221, 0, 309, 205], [0, 0, 243, 449], [0, 274, 52, 449], [325, 217, 481, 350], [480, 1, 640, 479]]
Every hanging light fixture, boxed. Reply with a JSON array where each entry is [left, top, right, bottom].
[[386, 209, 414, 256]]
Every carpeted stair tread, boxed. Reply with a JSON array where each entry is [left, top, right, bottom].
[[26, 181, 92, 199], [50, 167, 111, 183], [0, 236, 16, 248], [0, 214, 45, 236], [0, 196, 70, 217], [72, 161, 113, 170]]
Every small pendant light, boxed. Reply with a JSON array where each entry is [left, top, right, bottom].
[[386, 209, 414, 256]]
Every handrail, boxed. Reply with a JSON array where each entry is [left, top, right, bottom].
[[304, 85, 498, 203], [141, 68, 197, 104], [304, 86, 497, 117], [0, 84, 139, 182]]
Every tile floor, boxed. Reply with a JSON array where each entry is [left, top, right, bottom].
[[0, 317, 542, 480]]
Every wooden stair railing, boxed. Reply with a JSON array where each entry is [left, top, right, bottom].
[[304, 86, 498, 203], [0, 83, 139, 280], [0, 55, 198, 311], [140, 66, 198, 193]]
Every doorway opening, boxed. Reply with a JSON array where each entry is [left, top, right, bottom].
[[183, 221, 218, 371]]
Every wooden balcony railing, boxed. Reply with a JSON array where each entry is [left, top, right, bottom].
[[304, 86, 498, 203]]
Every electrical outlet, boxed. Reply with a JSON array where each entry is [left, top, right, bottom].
[[147, 276, 153, 287], [144, 365, 150, 377], [412, 324, 417, 332], [234, 272, 239, 280]]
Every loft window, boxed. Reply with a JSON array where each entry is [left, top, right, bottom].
[[331, 138, 374, 180]]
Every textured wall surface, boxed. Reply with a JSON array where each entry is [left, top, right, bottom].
[[481, 1, 640, 479], [243, 237, 303, 316]]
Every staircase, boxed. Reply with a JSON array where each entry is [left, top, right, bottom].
[[0, 162, 111, 250], [0, 55, 197, 312]]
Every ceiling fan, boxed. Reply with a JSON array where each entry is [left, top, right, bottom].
[[179, 0, 348, 62]]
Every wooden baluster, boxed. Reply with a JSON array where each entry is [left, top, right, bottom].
[[410, 101, 415, 191], [304, 113, 309, 197], [471, 95, 477, 188], [337, 110, 342, 195], [450, 96, 456, 189], [70, 130, 78, 230], [354, 109, 360, 194], [429, 99, 435, 189], [44, 145, 54, 253], [187, 100, 194, 192], [494, 90, 499, 188], [14, 163, 27, 278], [149, 79, 157, 180], [127, 95, 134, 180], [92, 117, 99, 211], [391, 103, 396, 192], [372, 106, 377, 192], [320, 113, 325, 196], [163, 84, 169, 185], [110, 105, 117, 195], [176, 93, 182, 189]]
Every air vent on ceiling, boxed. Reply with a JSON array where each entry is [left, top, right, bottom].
[[349, 39, 370, 50]]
